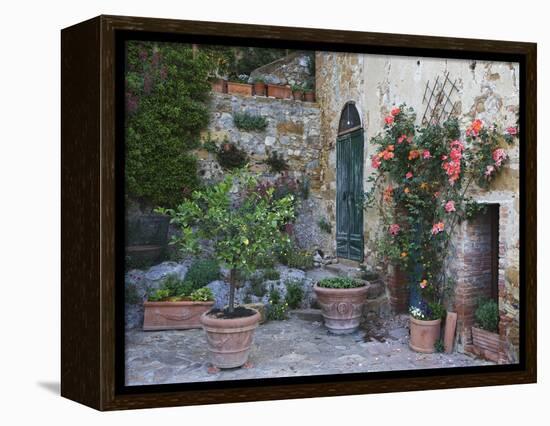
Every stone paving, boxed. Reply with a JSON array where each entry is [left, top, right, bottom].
[[125, 314, 492, 386]]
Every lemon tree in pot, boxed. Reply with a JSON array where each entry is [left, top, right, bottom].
[[157, 170, 295, 368]]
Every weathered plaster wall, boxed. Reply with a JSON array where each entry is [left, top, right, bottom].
[[315, 52, 520, 361]]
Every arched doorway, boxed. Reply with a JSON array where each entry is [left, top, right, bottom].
[[336, 102, 364, 261]]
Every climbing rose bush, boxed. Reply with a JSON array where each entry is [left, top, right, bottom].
[[365, 105, 518, 316]]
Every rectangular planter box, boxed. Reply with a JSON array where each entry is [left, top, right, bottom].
[[266, 83, 292, 99], [471, 326, 500, 362], [211, 78, 227, 93], [227, 81, 253, 96], [143, 300, 214, 330]]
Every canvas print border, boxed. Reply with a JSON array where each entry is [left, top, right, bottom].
[[61, 15, 536, 411]]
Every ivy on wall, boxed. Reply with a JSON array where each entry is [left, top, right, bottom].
[[125, 41, 218, 208]]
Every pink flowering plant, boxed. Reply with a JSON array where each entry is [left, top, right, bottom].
[[365, 105, 518, 316]]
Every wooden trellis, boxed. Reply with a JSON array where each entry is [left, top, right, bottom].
[[421, 72, 460, 125]]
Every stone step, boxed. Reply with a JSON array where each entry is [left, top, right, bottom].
[[289, 308, 323, 322]]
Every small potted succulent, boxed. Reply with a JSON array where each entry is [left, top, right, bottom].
[[227, 75, 253, 96], [291, 84, 304, 101], [314, 277, 368, 334], [252, 77, 267, 96], [471, 298, 500, 361], [158, 171, 295, 368], [143, 274, 215, 330], [409, 302, 445, 353]]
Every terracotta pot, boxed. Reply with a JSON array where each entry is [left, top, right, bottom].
[[472, 326, 500, 361], [143, 300, 214, 330], [201, 309, 261, 368], [304, 91, 316, 102], [313, 284, 368, 334], [292, 90, 304, 101], [253, 82, 266, 96], [211, 78, 227, 93], [266, 84, 292, 99], [409, 316, 441, 353], [227, 81, 253, 96]]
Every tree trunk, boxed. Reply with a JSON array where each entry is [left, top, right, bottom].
[[228, 268, 237, 313]]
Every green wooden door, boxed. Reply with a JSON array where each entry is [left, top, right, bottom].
[[336, 129, 364, 261]]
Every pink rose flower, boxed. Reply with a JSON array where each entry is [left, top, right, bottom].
[[385, 116, 394, 125], [371, 155, 382, 169], [422, 149, 431, 159], [406, 171, 413, 179], [391, 107, 401, 116], [485, 165, 495, 177], [397, 134, 408, 144], [444, 200, 456, 213], [506, 127, 518, 136], [493, 148, 507, 167], [389, 224, 401, 236]]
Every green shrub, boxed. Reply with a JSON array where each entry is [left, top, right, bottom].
[[428, 302, 446, 321], [265, 151, 288, 173], [318, 218, 331, 233], [285, 280, 304, 309], [202, 133, 219, 154], [215, 142, 248, 170], [279, 246, 314, 270], [233, 112, 268, 131], [317, 277, 364, 289], [475, 298, 499, 332], [263, 268, 280, 281], [189, 287, 214, 302], [184, 259, 220, 291], [125, 42, 216, 207], [267, 287, 288, 320], [434, 339, 445, 353], [148, 274, 191, 301]]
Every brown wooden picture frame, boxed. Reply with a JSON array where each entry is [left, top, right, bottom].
[[61, 14, 536, 411]]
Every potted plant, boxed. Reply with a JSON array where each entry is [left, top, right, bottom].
[[291, 84, 304, 101], [211, 77, 227, 94], [409, 303, 445, 353], [143, 274, 215, 330], [125, 213, 170, 268], [303, 88, 316, 102], [252, 77, 266, 96], [266, 83, 292, 99], [227, 75, 253, 96], [471, 298, 500, 361], [157, 170, 295, 368], [314, 277, 368, 334]]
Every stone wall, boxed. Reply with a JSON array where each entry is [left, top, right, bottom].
[[315, 52, 520, 362], [196, 92, 331, 253], [250, 51, 314, 87]]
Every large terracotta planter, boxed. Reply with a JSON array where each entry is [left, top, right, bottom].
[[409, 316, 441, 353], [200, 309, 261, 368], [266, 83, 291, 99], [472, 326, 500, 362], [143, 300, 214, 330], [313, 284, 368, 334], [227, 81, 253, 96]]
